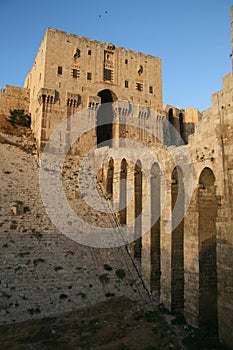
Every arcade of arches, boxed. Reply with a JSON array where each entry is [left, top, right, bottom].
[[102, 157, 218, 333]]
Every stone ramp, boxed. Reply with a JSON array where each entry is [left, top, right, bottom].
[[0, 141, 153, 325]]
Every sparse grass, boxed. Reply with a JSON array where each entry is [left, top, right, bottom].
[[31, 230, 43, 240], [27, 308, 41, 316], [103, 264, 112, 271], [54, 266, 63, 272], [142, 311, 159, 323], [0, 291, 11, 299], [78, 292, 86, 299], [18, 252, 30, 257], [171, 312, 185, 325], [99, 274, 110, 284], [33, 258, 45, 267], [59, 294, 68, 300], [115, 268, 126, 279], [151, 326, 159, 335]]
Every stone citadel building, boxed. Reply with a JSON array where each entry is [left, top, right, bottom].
[[21, 26, 198, 154], [0, 6, 233, 349]]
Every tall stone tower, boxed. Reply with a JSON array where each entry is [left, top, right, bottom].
[[24, 28, 163, 154]]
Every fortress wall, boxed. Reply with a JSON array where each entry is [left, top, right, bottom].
[[0, 142, 151, 325], [0, 85, 30, 118]]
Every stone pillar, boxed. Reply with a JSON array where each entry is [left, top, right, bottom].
[[160, 180, 172, 310], [183, 190, 199, 327], [141, 169, 152, 291]]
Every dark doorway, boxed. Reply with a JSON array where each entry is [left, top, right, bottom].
[[97, 89, 116, 147]]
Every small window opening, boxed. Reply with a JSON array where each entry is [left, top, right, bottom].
[[74, 48, 81, 58], [149, 86, 153, 94], [72, 69, 79, 78], [136, 82, 143, 91], [125, 80, 129, 88], [57, 66, 63, 75], [125, 59, 128, 64], [87, 72, 92, 80], [138, 65, 143, 74], [103, 68, 113, 82], [88, 49, 92, 55]]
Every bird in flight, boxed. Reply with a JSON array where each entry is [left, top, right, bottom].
[[99, 11, 108, 18]]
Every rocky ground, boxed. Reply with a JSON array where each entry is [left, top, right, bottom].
[[0, 118, 230, 349], [0, 295, 226, 350]]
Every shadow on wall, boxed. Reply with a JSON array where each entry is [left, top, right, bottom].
[[103, 158, 219, 335], [163, 108, 195, 146]]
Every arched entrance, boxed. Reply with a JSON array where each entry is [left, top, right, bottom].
[[198, 167, 218, 329], [151, 163, 161, 294], [119, 158, 127, 225], [134, 160, 142, 261], [97, 89, 117, 147], [171, 166, 184, 312]]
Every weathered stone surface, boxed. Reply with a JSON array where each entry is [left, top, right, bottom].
[[0, 141, 152, 325], [0, 85, 30, 118], [0, 7, 233, 348]]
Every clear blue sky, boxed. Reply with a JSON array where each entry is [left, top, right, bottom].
[[0, 0, 232, 111]]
